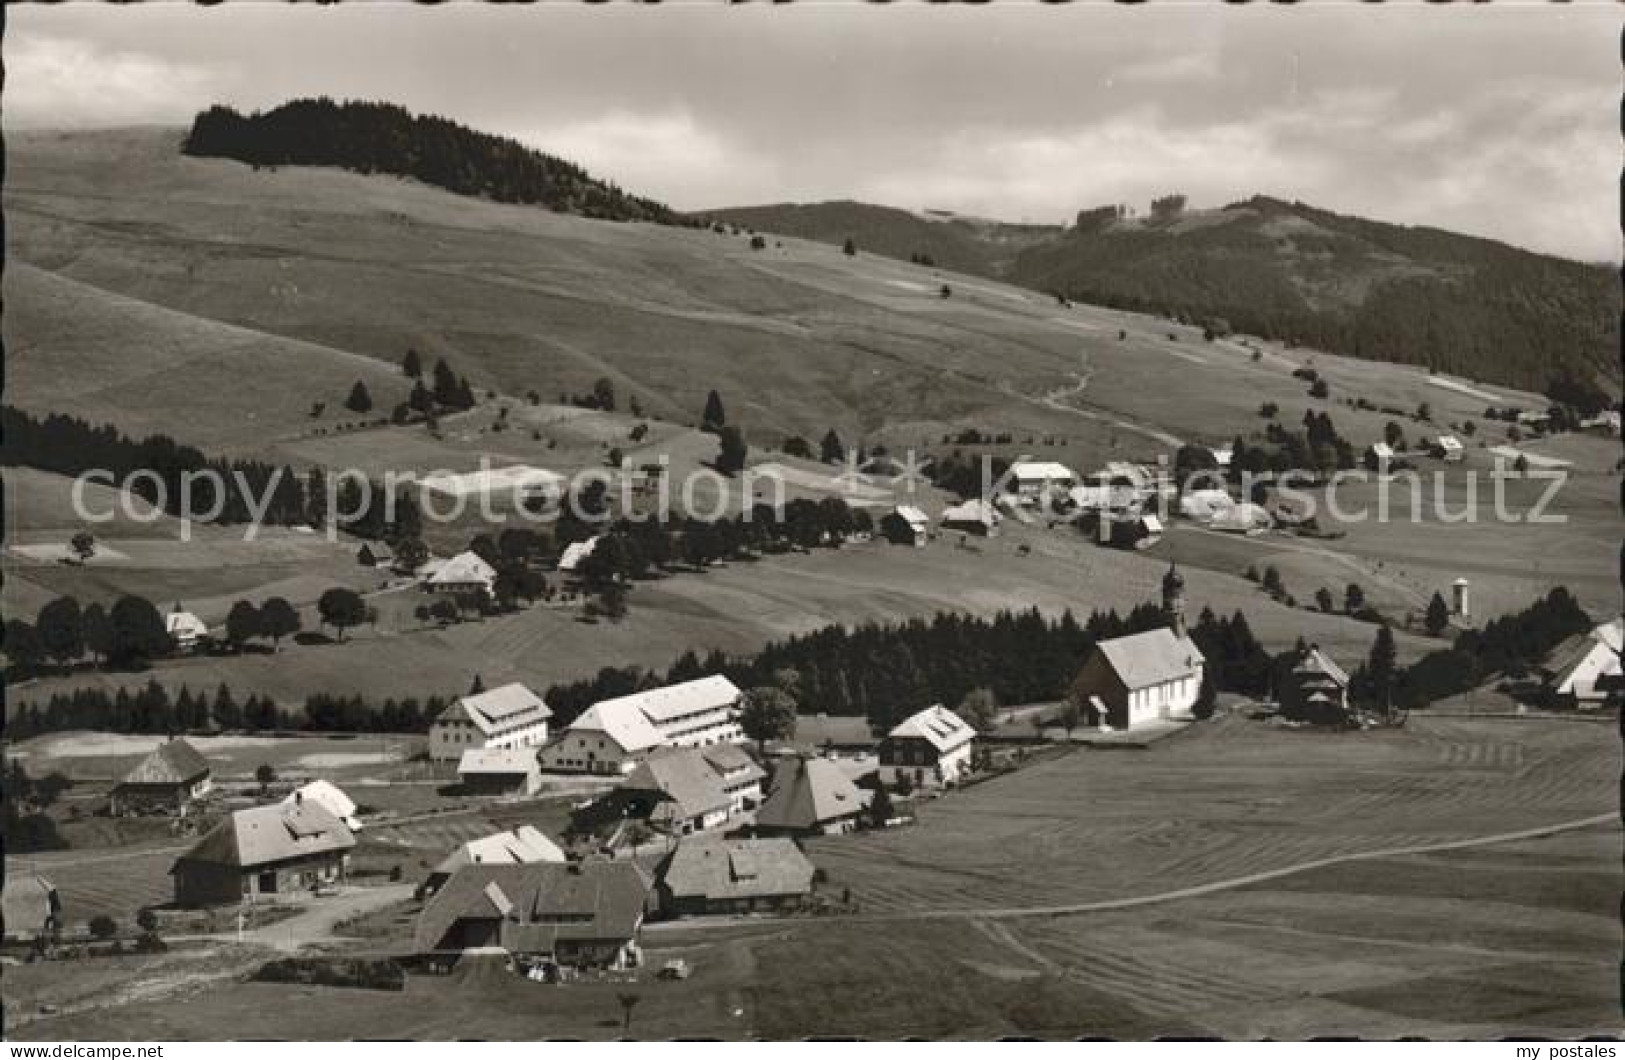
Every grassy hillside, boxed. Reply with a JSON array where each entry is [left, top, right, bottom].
[[709, 196, 1618, 395], [707, 200, 1060, 277]]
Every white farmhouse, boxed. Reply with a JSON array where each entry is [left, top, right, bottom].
[[1432, 435, 1465, 462], [426, 550, 497, 598], [429, 682, 553, 763], [878, 705, 976, 790], [166, 609, 209, 652], [1006, 460, 1076, 500], [538, 675, 747, 775], [1543, 618, 1623, 709]]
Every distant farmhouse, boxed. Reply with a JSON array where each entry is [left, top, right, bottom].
[[753, 756, 865, 837], [109, 738, 212, 816], [1541, 618, 1623, 709], [1071, 566, 1205, 729], [940, 498, 1001, 537], [1431, 434, 1465, 462], [458, 747, 543, 796], [172, 799, 356, 907], [357, 541, 394, 569], [878, 705, 975, 791], [425, 550, 498, 599], [423, 826, 566, 896], [1276, 644, 1353, 725], [1006, 460, 1076, 501], [880, 505, 930, 547], [414, 860, 654, 970], [429, 682, 552, 763], [657, 836, 816, 917], [539, 675, 747, 775], [166, 608, 210, 653], [598, 744, 765, 836]]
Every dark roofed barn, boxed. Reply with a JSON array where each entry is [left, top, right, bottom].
[[415, 860, 653, 970], [171, 801, 356, 907], [110, 738, 212, 816]]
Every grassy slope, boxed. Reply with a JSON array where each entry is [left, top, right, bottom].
[[5, 127, 1617, 712]]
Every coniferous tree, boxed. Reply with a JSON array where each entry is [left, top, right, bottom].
[[345, 381, 374, 414], [701, 390, 726, 434]]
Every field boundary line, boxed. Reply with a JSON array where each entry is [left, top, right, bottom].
[[649, 812, 1618, 933]]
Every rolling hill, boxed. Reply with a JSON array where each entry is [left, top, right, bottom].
[[709, 196, 1619, 396]]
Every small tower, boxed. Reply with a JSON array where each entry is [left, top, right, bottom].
[[1162, 562, 1187, 639], [1452, 577, 1470, 620]]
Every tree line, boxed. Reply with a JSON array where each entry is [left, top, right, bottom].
[[183, 99, 690, 226]]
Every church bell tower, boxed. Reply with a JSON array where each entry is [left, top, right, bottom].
[[1162, 562, 1187, 639]]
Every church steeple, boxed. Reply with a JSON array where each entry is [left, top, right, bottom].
[[1162, 562, 1187, 639]]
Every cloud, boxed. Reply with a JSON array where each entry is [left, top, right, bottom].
[[3, 35, 220, 128]]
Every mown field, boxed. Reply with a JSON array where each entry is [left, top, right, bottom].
[[804, 714, 1616, 915]]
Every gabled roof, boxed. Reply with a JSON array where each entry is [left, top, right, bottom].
[[166, 612, 209, 639], [447, 683, 553, 735], [1095, 627, 1204, 690], [432, 826, 565, 880], [886, 705, 975, 753], [1009, 460, 1076, 482], [592, 675, 743, 726], [1292, 646, 1350, 687], [940, 499, 1000, 526], [1594, 617, 1624, 655], [282, 780, 362, 831], [558, 536, 600, 573], [1435, 434, 1464, 450], [428, 551, 497, 586], [700, 742, 763, 781], [755, 757, 863, 831], [117, 738, 210, 788], [415, 860, 652, 953], [176, 801, 355, 871], [891, 505, 930, 529], [567, 701, 665, 754], [622, 748, 735, 821], [1368, 441, 1395, 459], [660, 837, 816, 903], [786, 713, 878, 751], [458, 747, 541, 776]]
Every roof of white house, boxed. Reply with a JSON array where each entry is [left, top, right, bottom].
[[458, 747, 542, 776], [432, 826, 565, 880], [940, 499, 1001, 526], [558, 536, 600, 573], [428, 550, 497, 586], [1210, 446, 1234, 467], [892, 505, 930, 529], [419, 465, 564, 498], [1009, 460, 1076, 482], [1435, 434, 1464, 450], [593, 675, 742, 726], [1368, 442, 1395, 459], [282, 780, 362, 831], [886, 705, 975, 753], [567, 702, 666, 753], [1139, 513, 1165, 534], [1096, 627, 1205, 691], [166, 611, 209, 639], [447, 683, 553, 735], [177, 801, 356, 870]]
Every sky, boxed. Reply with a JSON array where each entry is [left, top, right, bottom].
[[7, 3, 1620, 262]]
